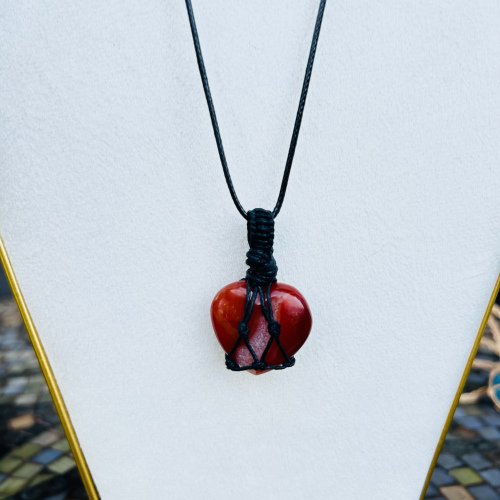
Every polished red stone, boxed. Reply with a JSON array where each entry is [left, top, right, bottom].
[[210, 281, 312, 375]]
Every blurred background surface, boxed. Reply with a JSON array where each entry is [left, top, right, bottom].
[[0, 268, 87, 500]]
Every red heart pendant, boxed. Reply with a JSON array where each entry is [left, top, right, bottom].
[[210, 281, 312, 374]]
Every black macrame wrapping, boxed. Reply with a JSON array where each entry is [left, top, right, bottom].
[[225, 208, 295, 372]]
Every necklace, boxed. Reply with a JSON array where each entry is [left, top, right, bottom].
[[185, 0, 327, 374]]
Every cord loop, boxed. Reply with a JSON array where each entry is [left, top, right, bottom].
[[185, 0, 327, 371], [185, 0, 327, 219]]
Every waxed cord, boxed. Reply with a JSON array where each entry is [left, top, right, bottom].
[[223, 208, 295, 372], [226, 208, 295, 372], [184, 2, 325, 371], [185, 0, 327, 219]]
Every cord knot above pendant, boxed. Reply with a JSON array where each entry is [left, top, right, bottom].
[[245, 208, 278, 287], [211, 207, 312, 374]]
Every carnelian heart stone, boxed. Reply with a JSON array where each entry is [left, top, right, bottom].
[[210, 281, 312, 375]]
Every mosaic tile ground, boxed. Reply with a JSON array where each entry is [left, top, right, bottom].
[[0, 299, 87, 500], [425, 403, 500, 499], [423, 307, 500, 500]]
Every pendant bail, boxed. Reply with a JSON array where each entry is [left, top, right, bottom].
[[245, 208, 278, 287]]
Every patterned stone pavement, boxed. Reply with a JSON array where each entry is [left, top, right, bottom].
[[1, 267, 499, 499], [0, 299, 87, 500], [425, 403, 500, 499], [423, 310, 500, 500]]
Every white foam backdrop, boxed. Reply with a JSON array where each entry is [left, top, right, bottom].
[[1, 1, 500, 498]]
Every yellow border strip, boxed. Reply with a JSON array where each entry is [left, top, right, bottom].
[[420, 272, 500, 499], [0, 236, 99, 500]]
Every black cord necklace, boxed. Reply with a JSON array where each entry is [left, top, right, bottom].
[[185, 0, 327, 374]]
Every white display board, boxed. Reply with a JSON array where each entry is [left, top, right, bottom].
[[1, 1, 500, 498]]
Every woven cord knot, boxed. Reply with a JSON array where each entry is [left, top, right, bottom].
[[252, 361, 268, 371], [225, 357, 239, 371], [268, 320, 281, 338], [245, 208, 277, 286], [237, 321, 250, 339], [224, 209, 295, 372]]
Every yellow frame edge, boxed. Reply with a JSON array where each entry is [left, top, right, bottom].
[[419, 271, 500, 499], [0, 236, 99, 500], [1, 231, 499, 500]]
